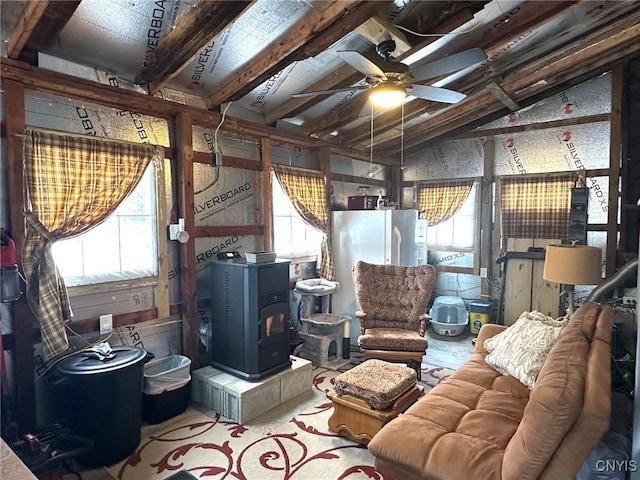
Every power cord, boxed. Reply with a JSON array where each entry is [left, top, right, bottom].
[[194, 102, 232, 195], [395, 20, 484, 37], [213, 102, 232, 167]]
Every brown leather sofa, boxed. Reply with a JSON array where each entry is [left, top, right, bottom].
[[368, 302, 614, 480]]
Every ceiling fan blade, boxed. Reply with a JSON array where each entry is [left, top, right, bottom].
[[292, 85, 368, 98], [337, 50, 387, 79], [408, 84, 467, 104], [410, 48, 488, 81]]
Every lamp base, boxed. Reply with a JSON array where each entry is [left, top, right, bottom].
[[566, 285, 575, 317]]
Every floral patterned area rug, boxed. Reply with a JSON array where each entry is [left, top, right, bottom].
[[106, 363, 454, 480]]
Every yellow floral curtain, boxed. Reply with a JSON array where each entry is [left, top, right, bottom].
[[22, 128, 162, 360], [500, 174, 574, 239], [272, 165, 334, 280], [416, 179, 474, 226]]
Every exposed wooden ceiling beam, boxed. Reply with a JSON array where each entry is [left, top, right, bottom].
[[365, 0, 639, 152], [381, 13, 640, 155], [7, 1, 49, 58], [484, 81, 520, 110], [140, 1, 255, 94], [301, 8, 476, 139], [7, 1, 80, 59], [205, 0, 390, 109], [31, 1, 80, 51], [264, 65, 358, 125], [264, 8, 474, 128], [0, 57, 396, 166], [336, 1, 580, 148], [452, 113, 611, 140]]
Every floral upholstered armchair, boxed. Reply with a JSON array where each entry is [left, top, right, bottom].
[[353, 261, 436, 380]]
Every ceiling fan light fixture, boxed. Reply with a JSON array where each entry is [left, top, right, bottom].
[[369, 85, 406, 108]]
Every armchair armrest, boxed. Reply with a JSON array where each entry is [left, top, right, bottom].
[[474, 324, 508, 354], [355, 310, 367, 335], [418, 313, 430, 336]]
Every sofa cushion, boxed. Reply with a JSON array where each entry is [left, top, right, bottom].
[[537, 303, 613, 479], [368, 302, 614, 480], [450, 355, 532, 401], [368, 357, 529, 480], [502, 316, 591, 479], [484, 311, 568, 388]]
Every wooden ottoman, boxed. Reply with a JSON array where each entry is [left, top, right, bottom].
[[327, 359, 424, 445]]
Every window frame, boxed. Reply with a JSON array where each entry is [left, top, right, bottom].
[[63, 157, 169, 315], [271, 172, 323, 262], [426, 179, 482, 274]]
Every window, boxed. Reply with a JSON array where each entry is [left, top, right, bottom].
[[52, 162, 158, 286], [427, 183, 477, 249], [272, 175, 323, 259]]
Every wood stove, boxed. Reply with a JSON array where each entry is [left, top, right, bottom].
[[209, 258, 291, 381]]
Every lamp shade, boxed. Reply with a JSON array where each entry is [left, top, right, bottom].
[[543, 244, 602, 286]]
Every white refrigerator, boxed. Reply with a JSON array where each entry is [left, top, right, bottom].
[[331, 209, 428, 344]]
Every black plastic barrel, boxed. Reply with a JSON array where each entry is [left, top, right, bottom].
[[48, 346, 149, 467]]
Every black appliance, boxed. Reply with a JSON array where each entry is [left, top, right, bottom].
[[348, 195, 378, 210], [209, 258, 291, 381]]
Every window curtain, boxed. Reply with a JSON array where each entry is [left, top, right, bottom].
[[500, 173, 574, 239], [416, 179, 474, 226], [22, 128, 162, 360], [272, 165, 334, 280]]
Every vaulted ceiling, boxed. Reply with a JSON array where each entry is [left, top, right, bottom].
[[2, 0, 640, 165]]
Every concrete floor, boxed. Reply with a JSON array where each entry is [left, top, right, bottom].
[[423, 323, 477, 370]]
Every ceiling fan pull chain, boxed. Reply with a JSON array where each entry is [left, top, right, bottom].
[[401, 102, 405, 171], [369, 102, 374, 173]]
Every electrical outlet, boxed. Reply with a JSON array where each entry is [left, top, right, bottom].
[[100, 314, 113, 335], [168, 218, 186, 241]]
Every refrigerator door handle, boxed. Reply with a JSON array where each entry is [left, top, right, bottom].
[[392, 226, 401, 264]]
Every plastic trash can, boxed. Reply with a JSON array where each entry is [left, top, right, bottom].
[[142, 355, 191, 424], [469, 298, 494, 335], [48, 346, 150, 467]]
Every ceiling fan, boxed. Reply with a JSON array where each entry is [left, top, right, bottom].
[[293, 39, 488, 109]]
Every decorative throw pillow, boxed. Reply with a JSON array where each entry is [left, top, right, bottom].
[[484, 311, 569, 388]]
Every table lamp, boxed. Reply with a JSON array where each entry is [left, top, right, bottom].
[[542, 244, 602, 316]]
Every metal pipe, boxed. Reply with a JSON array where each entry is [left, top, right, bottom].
[[587, 258, 638, 302]]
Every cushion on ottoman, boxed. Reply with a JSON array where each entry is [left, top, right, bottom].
[[333, 359, 417, 410]]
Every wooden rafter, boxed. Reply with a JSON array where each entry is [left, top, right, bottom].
[[140, 1, 255, 94], [364, 0, 640, 152], [8, 1, 81, 58], [484, 81, 520, 111], [7, 1, 49, 58], [261, 14, 414, 125], [205, 0, 388, 108], [264, 64, 359, 125], [300, 8, 476, 139], [381, 11, 640, 155], [334, 1, 581, 148]]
